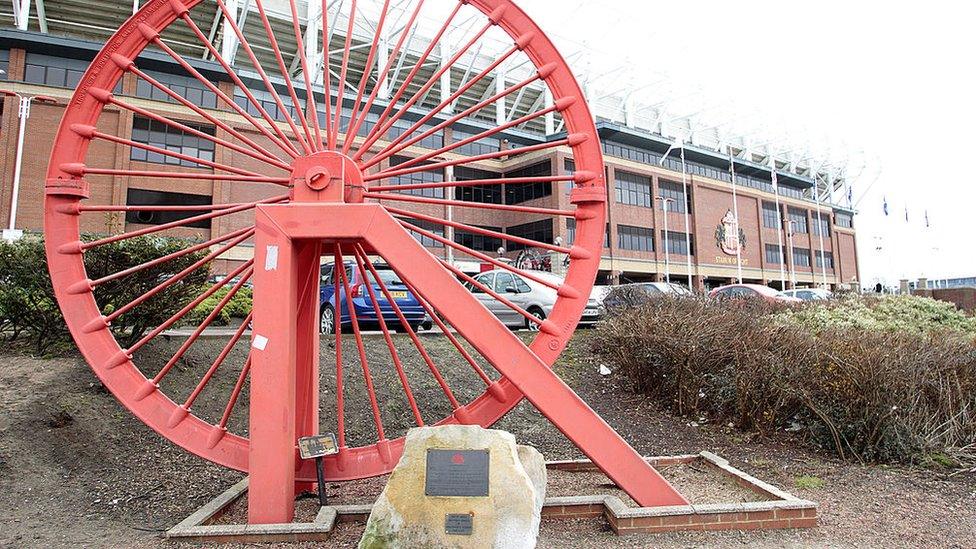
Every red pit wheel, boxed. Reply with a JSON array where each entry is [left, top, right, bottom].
[[45, 0, 687, 522]]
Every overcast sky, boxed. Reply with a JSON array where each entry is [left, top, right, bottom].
[[520, 0, 975, 284]]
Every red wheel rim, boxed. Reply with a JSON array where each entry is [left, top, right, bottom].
[[44, 0, 607, 481]]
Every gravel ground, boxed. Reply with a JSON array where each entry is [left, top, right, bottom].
[[0, 331, 973, 548]]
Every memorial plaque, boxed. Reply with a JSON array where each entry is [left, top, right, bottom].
[[297, 433, 339, 459], [424, 449, 490, 497], [444, 513, 474, 535]]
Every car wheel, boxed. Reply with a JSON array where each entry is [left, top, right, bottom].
[[320, 305, 336, 334], [526, 307, 546, 331], [421, 320, 433, 331]]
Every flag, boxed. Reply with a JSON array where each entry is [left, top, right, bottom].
[[771, 168, 779, 190], [660, 137, 684, 165], [883, 196, 889, 216], [847, 185, 853, 205], [904, 205, 909, 223], [925, 210, 930, 228]]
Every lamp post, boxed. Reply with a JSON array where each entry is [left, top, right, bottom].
[[786, 219, 798, 289], [1, 90, 57, 241], [656, 195, 675, 284]]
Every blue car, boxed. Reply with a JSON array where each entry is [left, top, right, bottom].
[[319, 262, 426, 334]]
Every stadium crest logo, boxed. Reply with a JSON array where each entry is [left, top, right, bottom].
[[715, 209, 746, 255]]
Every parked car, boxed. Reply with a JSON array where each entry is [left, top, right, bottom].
[[462, 269, 558, 330], [781, 288, 833, 301], [580, 285, 611, 326], [708, 283, 801, 304], [319, 262, 426, 334], [602, 282, 693, 311]]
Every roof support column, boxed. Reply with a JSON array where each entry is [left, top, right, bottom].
[[305, 0, 321, 85], [494, 63, 506, 126], [439, 41, 452, 114], [543, 88, 555, 135], [377, 14, 390, 100], [15, 0, 31, 31]]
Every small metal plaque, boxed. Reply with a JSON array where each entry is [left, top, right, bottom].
[[425, 449, 490, 497], [445, 513, 474, 535], [298, 433, 339, 459]]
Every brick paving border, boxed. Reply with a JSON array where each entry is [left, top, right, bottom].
[[165, 452, 817, 542]]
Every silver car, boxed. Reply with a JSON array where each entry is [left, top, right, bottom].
[[463, 269, 558, 331], [781, 288, 833, 301]]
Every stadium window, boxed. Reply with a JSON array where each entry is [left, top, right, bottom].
[[614, 170, 652, 208], [126, 189, 211, 229], [835, 212, 853, 228], [136, 69, 217, 109], [812, 214, 831, 237], [454, 225, 503, 252], [816, 250, 834, 269], [0, 50, 8, 81], [662, 230, 693, 255], [24, 53, 122, 92], [455, 166, 502, 204], [765, 243, 784, 264], [390, 118, 443, 150], [506, 219, 553, 251], [504, 161, 552, 204], [397, 217, 444, 248], [617, 224, 654, 252], [233, 86, 299, 123], [130, 116, 215, 167], [762, 201, 781, 229], [658, 179, 690, 213], [793, 247, 811, 267], [451, 128, 500, 156], [788, 207, 809, 233], [566, 218, 576, 245], [389, 155, 444, 198]]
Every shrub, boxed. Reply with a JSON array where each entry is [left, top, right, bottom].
[[594, 295, 976, 466], [185, 285, 253, 326], [0, 233, 209, 354]]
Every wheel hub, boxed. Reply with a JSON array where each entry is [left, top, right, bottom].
[[291, 151, 364, 203]]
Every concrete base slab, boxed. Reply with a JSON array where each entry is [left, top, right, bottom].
[[165, 452, 818, 542]]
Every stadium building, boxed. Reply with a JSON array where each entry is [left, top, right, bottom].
[[0, 0, 859, 291]]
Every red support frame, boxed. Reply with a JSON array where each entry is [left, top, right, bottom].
[[247, 203, 686, 523]]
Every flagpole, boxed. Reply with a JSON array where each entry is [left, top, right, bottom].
[[813, 170, 828, 289], [771, 168, 786, 290], [728, 149, 743, 284], [679, 146, 693, 289]]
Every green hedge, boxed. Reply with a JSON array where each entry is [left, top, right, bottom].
[[595, 295, 976, 466], [0, 234, 209, 354]]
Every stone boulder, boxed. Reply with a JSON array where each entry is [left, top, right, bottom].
[[359, 425, 547, 548]]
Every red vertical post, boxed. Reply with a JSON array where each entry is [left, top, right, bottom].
[[249, 206, 301, 524], [294, 239, 322, 494]]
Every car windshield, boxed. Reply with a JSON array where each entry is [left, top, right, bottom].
[[365, 268, 403, 286]]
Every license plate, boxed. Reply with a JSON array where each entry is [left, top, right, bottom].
[[389, 291, 408, 299]]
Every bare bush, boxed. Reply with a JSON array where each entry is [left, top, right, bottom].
[[595, 296, 976, 466]]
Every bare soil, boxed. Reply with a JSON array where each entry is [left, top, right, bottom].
[[0, 331, 973, 548]]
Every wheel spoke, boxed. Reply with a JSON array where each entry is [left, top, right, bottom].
[[71, 167, 289, 185], [79, 196, 284, 251], [253, 0, 317, 150], [178, 12, 303, 158], [352, 1, 464, 159], [395, 218, 565, 292], [216, 355, 251, 432], [436, 257, 552, 332], [142, 30, 302, 162], [329, 0, 358, 150], [365, 134, 584, 181], [362, 191, 575, 217], [384, 206, 578, 258], [285, 0, 324, 149], [359, 69, 548, 168], [182, 311, 253, 410], [354, 244, 465, 418], [398, 277, 494, 389], [352, 17, 494, 161], [321, 0, 335, 150], [368, 174, 576, 193], [214, 0, 313, 154], [360, 43, 520, 167], [101, 93, 291, 171], [87, 226, 254, 289], [335, 242, 387, 441], [147, 266, 254, 387], [342, 0, 427, 154], [339, 0, 392, 153], [331, 244, 347, 448], [102, 229, 255, 324], [351, 246, 424, 427]]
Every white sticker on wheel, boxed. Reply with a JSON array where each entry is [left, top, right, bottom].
[[252, 334, 269, 350], [265, 245, 278, 271]]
